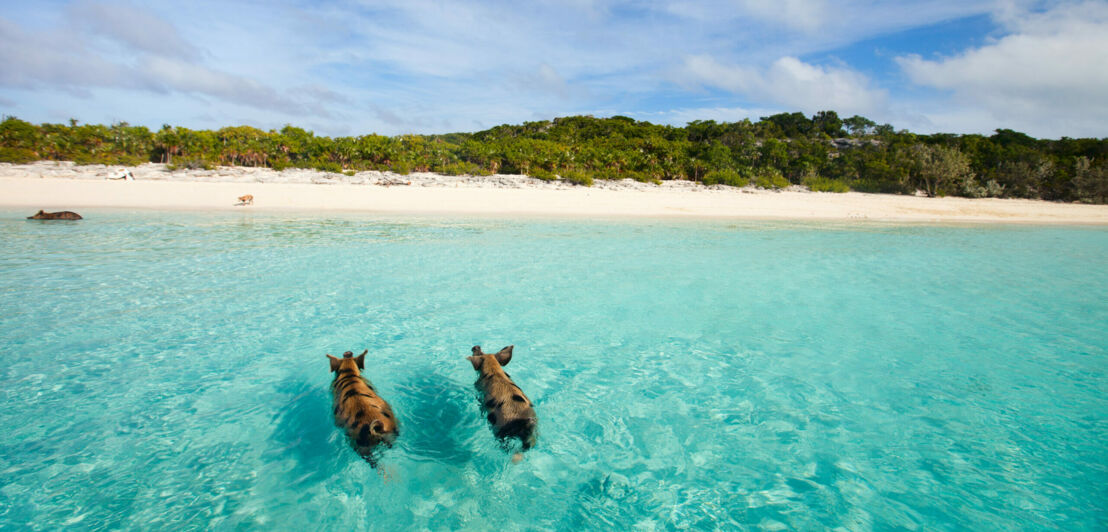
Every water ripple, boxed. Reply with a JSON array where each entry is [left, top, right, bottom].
[[1, 210, 1105, 529]]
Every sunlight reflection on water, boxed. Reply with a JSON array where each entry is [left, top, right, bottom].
[[1, 210, 1105, 530]]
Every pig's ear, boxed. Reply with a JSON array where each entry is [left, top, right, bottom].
[[494, 345, 513, 366], [355, 349, 367, 370], [472, 345, 484, 356], [326, 354, 341, 372], [467, 356, 482, 371]]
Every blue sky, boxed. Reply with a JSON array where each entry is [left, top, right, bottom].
[[1, 0, 1106, 138]]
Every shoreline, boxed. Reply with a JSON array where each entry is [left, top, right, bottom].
[[3, 162, 1108, 224]]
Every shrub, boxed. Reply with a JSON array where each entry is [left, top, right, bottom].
[[959, 175, 1005, 198], [119, 155, 147, 166], [625, 171, 661, 184], [0, 147, 38, 163], [851, 178, 908, 194], [529, 168, 556, 181], [442, 161, 492, 176], [71, 153, 103, 165], [754, 168, 790, 190], [311, 160, 342, 173], [441, 162, 467, 176], [71, 152, 144, 166], [390, 161, 412, 175], [702, 169, 750, 187], [984, 179, 1006, 198], [591, 168, 620, 181], [560, 169, 593, 187], [343, 170, 356, 177], [79, 154, 146, 166], [803, 176, 850, 193]]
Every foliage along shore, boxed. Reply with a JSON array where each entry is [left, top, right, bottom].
[[1, 113, 1105, 203]]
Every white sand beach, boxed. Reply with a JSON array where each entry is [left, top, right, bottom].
[[2, 161, 1107, 224]]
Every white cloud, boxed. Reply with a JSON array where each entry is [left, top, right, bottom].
[[665, 0, 994, 57], [681, 55, 888, 117], [141, 57, 322, 115], [0, 3, 340, 122], [898, 1, 1108, 137], [6, 0, 1099, 138], [68, 0, 199, 60], [532, 63, 578, 97], [0, 18, 125, 89]]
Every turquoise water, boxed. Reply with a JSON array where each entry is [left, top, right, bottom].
[[1, 209, 1106, 530]]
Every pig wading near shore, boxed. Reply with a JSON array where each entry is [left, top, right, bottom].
[[27, 210, 82, 220], [327, 350, 398, 467], [468, 345, 538, 460]]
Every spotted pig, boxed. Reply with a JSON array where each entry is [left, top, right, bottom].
[[327, 350, 398, 466], [468, 345, 537, 454], [27, 210, 82, 220]]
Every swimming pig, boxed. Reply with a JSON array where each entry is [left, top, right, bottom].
[[327, 350, 398, 466], [27, 210, 82, 220], [468, 345, 537, 457]]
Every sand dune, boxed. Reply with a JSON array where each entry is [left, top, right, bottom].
[[2, 161, 1107, 224]]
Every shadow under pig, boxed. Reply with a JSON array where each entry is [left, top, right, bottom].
[[390, 369, 480, 466], [269, 379, 349, 483]]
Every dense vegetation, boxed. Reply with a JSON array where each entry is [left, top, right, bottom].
[[1, 112, 1105, 203]]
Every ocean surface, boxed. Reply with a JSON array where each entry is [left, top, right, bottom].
[[0, 209, 1105, 531]]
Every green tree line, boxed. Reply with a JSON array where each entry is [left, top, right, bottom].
[[1, 112, 1105, 203]]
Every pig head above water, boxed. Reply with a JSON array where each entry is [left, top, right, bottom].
[[468, 345, 537, 451], [327, 349, 399, 466]]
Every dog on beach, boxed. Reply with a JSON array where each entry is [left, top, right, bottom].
[[236, 194, 254, 206], [468, 345, 538, 461], [327, 350, 399, 466], [27, 210, 82, 220]]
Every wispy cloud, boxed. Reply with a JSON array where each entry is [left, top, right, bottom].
[[0, 2, 340, 122], [68, 0, 200, 61], [0, 0, 1102, 137], [735, 0, 830, 32]]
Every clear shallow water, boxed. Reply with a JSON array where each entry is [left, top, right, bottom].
[[0, 209, 1105, 531]]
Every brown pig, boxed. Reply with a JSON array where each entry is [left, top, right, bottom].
[[468, 345, 538, 454], [327, 350, 399, 466], [27, 210, 82, 220]]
